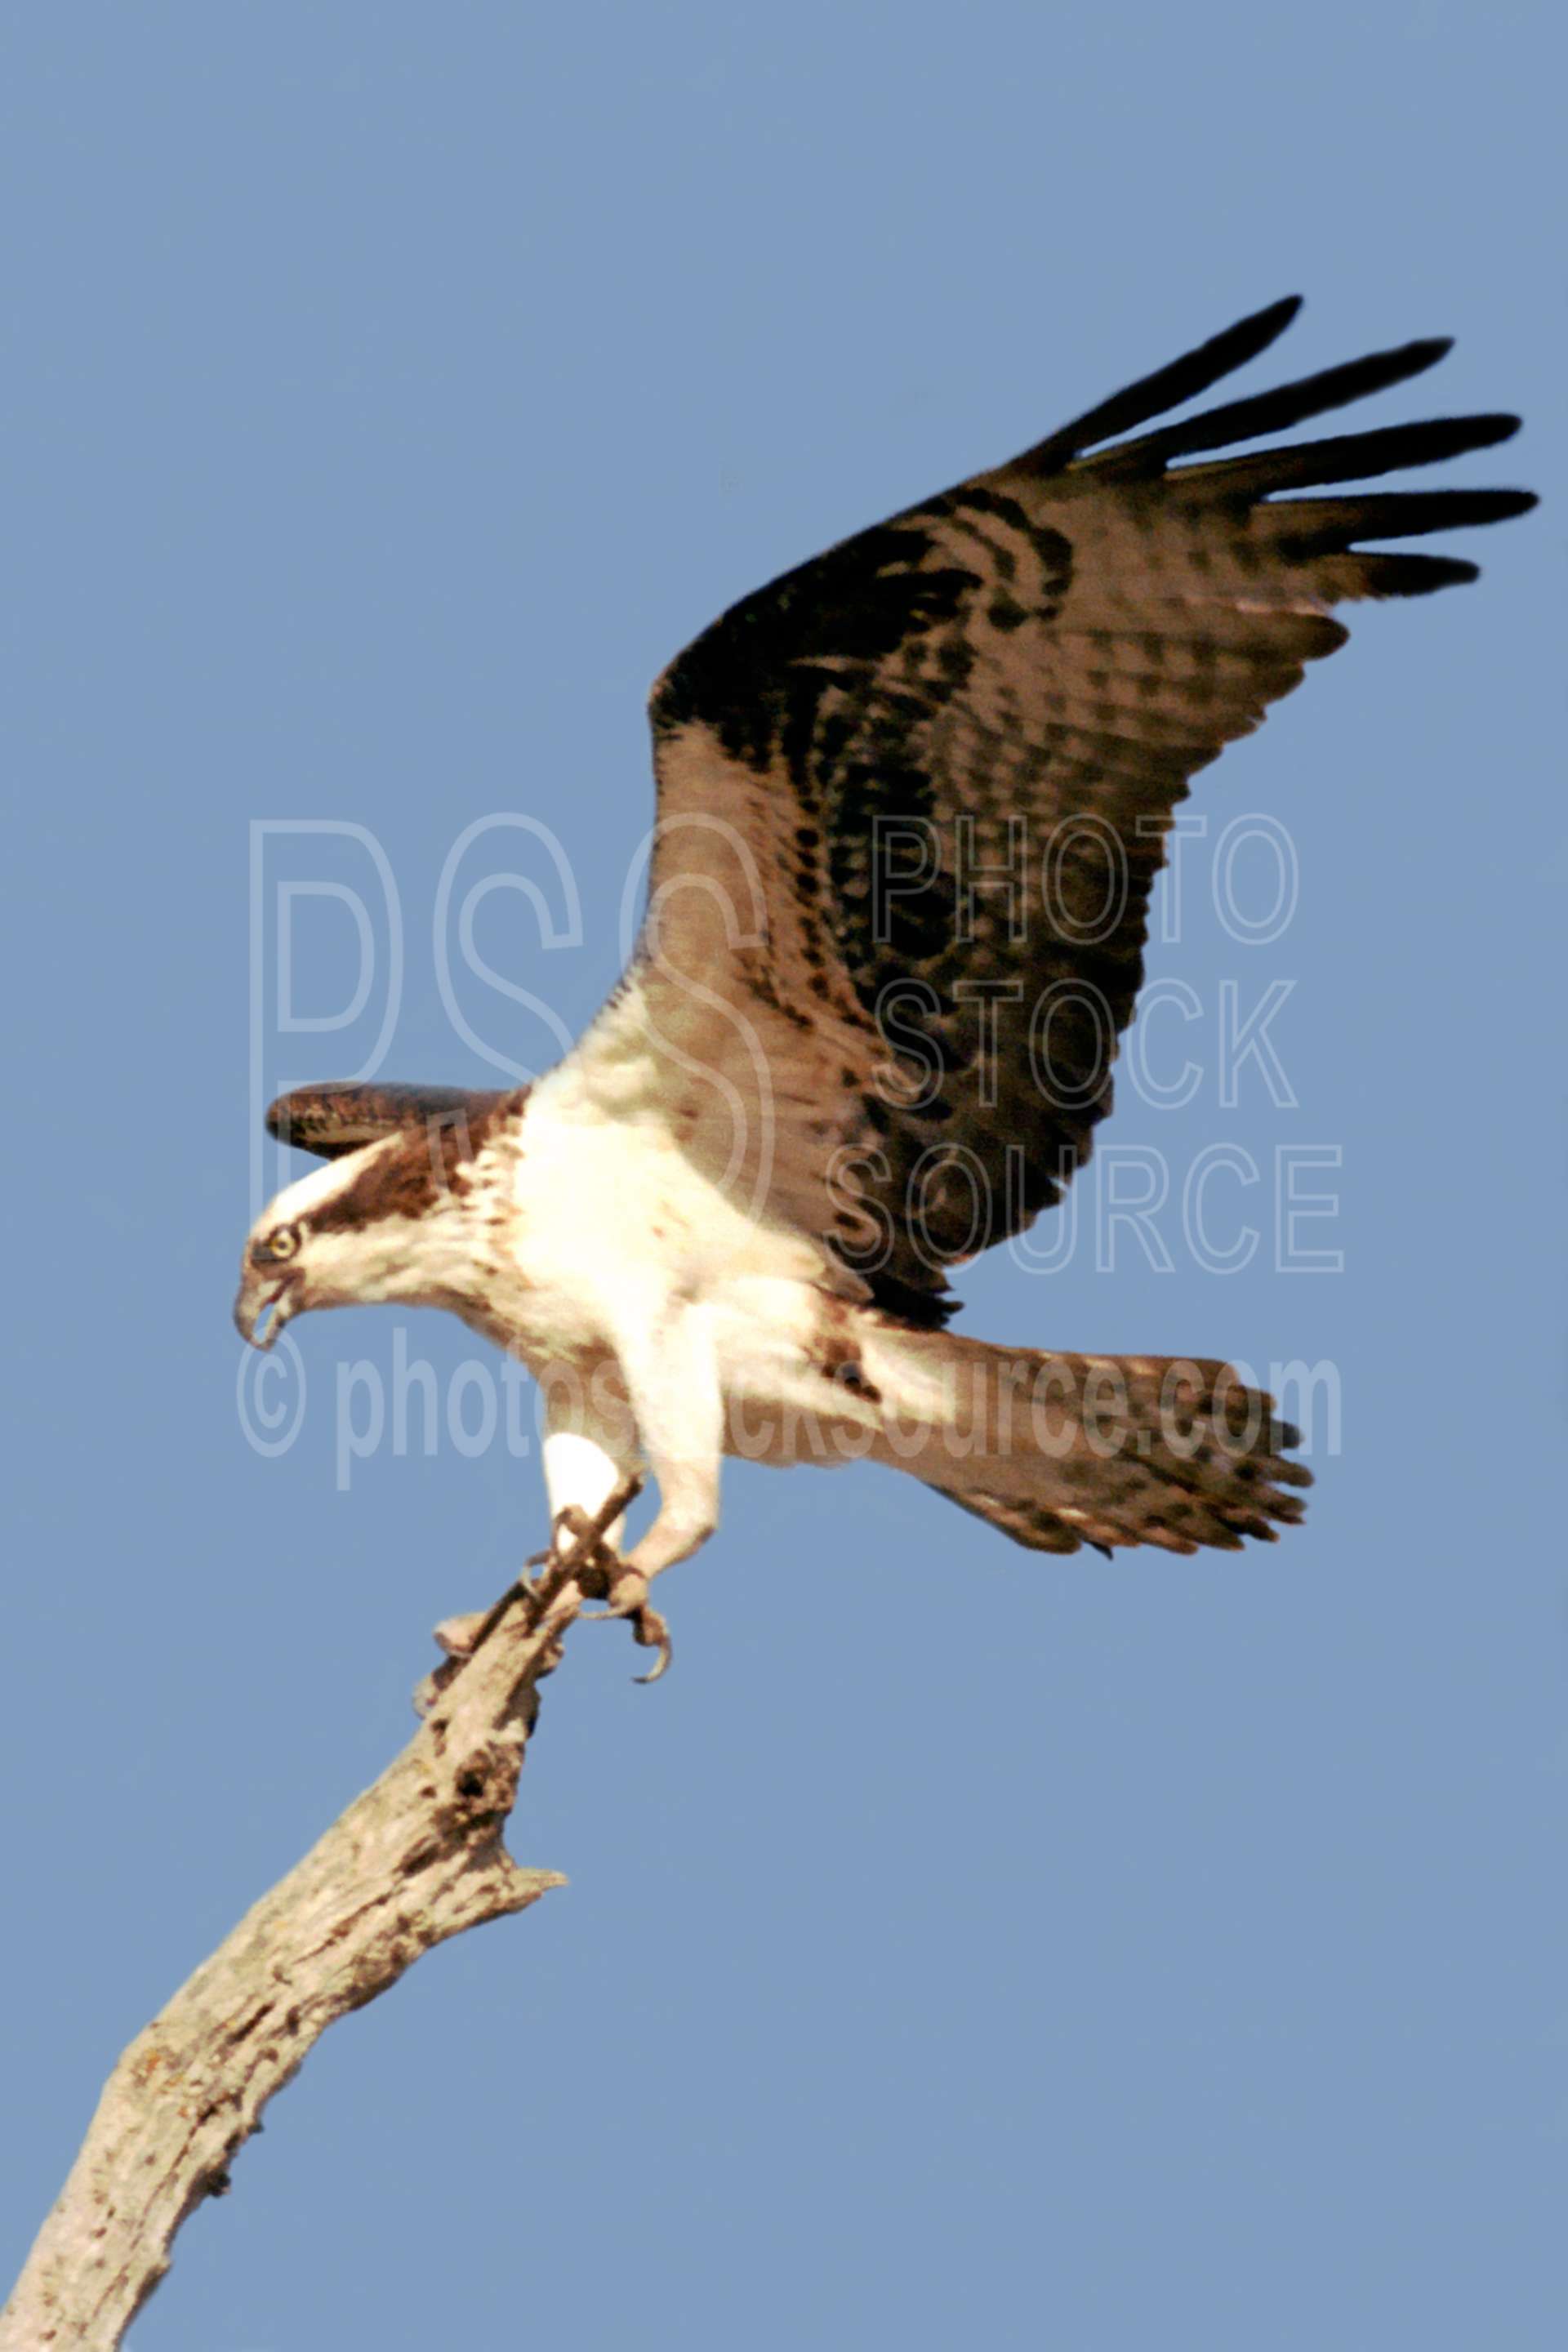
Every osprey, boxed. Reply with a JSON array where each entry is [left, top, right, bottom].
[[237, 297, 1531, 1665]]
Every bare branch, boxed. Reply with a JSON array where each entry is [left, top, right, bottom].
[[0, 1481, 644, 2352]]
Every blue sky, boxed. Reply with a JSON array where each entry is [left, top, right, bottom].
[[2, 6, 1561, 2348]]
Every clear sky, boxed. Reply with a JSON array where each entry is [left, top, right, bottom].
[[2, 7, 1561, 2348]]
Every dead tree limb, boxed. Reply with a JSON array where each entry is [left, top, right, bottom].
[[0, 1482, 646, 2352]]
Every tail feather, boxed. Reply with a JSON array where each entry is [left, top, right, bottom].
[[859, 1325, 1310, 1558]]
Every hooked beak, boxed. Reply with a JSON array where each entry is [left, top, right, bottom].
[[233, 1269, 297, 1352]]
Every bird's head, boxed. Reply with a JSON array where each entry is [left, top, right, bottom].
[[234, 1131, 480, 1350]]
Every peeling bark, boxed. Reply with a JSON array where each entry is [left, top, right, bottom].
[[1, 1486, 640, 2350]]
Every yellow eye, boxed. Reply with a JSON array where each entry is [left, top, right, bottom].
[[259, 1224, 301, 1263]]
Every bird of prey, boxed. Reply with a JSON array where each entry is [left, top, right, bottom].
[[235, 296, 1531, 1665]]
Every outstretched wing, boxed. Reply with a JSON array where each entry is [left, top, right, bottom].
[[266, 1080, 514, 1160], [603, 296, 1533, 1324]]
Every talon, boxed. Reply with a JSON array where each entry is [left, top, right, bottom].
[[424, 1476, 650, 1708], [630, 1604, 673, 1684], [604, 1566, 650, 1620], [585, 1568, 673, 1682]]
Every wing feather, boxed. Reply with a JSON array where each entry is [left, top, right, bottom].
[[266, 1081, 514, 1160], [598, 301, 1532, 1321]]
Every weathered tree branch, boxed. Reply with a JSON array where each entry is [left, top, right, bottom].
[[0, 1483, 645, 2352]]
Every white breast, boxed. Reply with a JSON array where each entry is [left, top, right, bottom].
[[483, 1040, 829, 1376]]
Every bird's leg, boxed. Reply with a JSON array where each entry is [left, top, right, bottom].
[[430, 1315, 721, 1687], [415, 1472, 645, 1713], [584, 1299, 725, 1675], [543, 1428, 633, 1558], [430, 1413, 640, 1666], [543, 1429, 634, 1612], [429, 1472, 644, 1667], [541, 1417, 679, 1680]]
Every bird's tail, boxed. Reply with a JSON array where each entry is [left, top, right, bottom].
[[856, 1323, 1311, 1556]]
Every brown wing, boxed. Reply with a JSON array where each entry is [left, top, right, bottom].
[[266, 1080, 514, 1160], [624, 296, 1533, 1323]]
